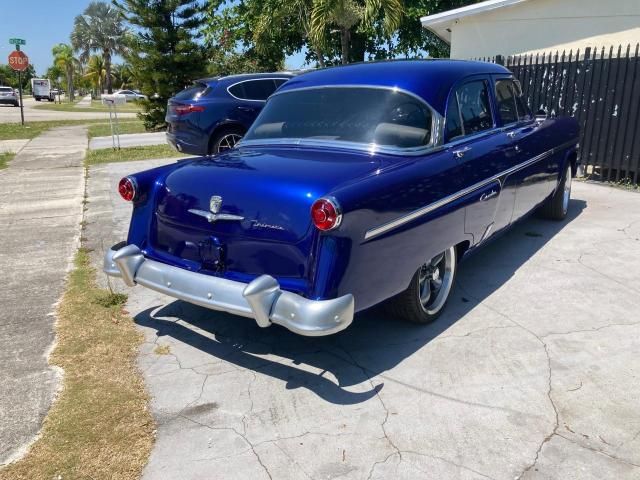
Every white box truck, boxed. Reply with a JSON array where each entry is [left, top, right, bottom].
[[31, 78, 54, 102]]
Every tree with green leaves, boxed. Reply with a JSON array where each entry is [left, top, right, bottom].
[[0, 64, 36, 92], [204, 0, 480, 69], [115, 0, 208, 129], [52, 44, 79, 101], [310, 0, 403, 64], [71, 1, 127, 94], [111, 63, 134, 89], [83, 55, 108, 95]]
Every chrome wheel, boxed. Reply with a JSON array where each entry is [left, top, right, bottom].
[[562, 164, 572, 215], [418, 246, 456, 315], [216, 133, 242, 152]]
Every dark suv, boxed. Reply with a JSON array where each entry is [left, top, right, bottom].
[[166, 73, 294, 155]]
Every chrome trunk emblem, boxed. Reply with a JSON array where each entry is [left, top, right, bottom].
[[188, 195, 244, 223], [210, 195, 223, 214]]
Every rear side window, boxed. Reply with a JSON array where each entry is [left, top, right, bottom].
[[446, 80, 493, 141], [174, 82, 210, 101], [228, 79, 280, 101], [495, 80, 518, 124], [496, 79, 532, 124]]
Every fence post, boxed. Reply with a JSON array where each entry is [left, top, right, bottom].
[[495, 55, 504, 66]]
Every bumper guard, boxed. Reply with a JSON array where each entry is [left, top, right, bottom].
[[104, 244, 354, 336]]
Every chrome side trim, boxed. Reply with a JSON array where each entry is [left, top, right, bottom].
[[364, 140, 578, 241], [104, 244, 354, 337]]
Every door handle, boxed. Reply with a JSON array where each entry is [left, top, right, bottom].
[[452, 146, 472, 158], [238, 106, 255, 112], [480, 190, 499, 202], [506, 131, 518, 139]]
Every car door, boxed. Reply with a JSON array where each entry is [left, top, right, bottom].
[[446, 78, 515, 245], [493, 77, 554, 221]]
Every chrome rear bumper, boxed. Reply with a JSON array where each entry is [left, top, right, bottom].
[[104, 244, 354, 336]]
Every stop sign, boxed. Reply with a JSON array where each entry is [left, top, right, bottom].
[[8, 50, 29, 72]]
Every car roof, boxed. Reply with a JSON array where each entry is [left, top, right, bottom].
[[276, 59, 511, 116], [196, 72, 295, 87]]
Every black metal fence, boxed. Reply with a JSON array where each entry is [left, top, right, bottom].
[[478, 45, 640, 184]]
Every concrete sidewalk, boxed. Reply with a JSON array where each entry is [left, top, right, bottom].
[[89, 132, 167, 150], [0, 126, 87, 465], [75, 94, 92, 107]]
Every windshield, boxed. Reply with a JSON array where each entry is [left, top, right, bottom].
[[243, 87, 434, 150]]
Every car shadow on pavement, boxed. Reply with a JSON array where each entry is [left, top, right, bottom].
[[134, 199, 586, 405]]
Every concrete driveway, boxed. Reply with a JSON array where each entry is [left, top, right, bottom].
[[86, 160, 640, 480], [0, 97, 137, 123]]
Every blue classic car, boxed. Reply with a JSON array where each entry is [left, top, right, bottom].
[[106, 60, 579, 336], [166, 73, 294, 155]]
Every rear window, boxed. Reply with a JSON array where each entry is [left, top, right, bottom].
[[0, 87, 13, 92], [174, 82, 211, 101], [244, 87, 434, 150]]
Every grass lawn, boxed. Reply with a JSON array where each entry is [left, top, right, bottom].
[[0, 151, 15, 169], [87, 120, 151, 138], [0, 248, 154, 480], [86, 143, 187, 165], [34, 99, 141, 113], [0, 119, 110, 141]]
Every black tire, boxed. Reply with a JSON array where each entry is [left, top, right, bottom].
[[13, 102, 19, 107], [209, 126, 244, 155], [385, 246, 457, 324], [538, 163, 572, 221], [35, 97, 40, 102]]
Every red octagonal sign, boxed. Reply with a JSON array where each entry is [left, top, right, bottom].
[[8, 50, 29, 72]]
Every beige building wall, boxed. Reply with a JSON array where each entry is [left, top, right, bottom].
[[450, 0, 640, 59]]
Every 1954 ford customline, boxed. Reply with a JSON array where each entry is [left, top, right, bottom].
[[105, 60, 579, 336]]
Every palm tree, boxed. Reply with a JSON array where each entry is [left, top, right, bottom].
[[83, 55, 108, 96], [111, 63, 133, 90], [310, 0, 403, 64], [71, 1, 127, 94], [52, 44, 79, 101]]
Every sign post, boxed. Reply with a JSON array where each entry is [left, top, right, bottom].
[[8, 39, 27, 126]]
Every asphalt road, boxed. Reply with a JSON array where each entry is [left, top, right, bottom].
[[0, 127, 86, 465], [0, 97, 137, 123], [86, 161, 640, 480], [89, 132, 167, 150]]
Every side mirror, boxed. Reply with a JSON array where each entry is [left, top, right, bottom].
[[535, 109, 548, 124]]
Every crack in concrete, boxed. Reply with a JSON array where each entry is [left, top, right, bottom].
[[453, 282, 559, 480], [331, 347, 401, 480], [178, 414, 274, 479]]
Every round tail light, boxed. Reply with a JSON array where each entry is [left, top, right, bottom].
[[311, 197, 342, 231], [118, 176, 137, 202]]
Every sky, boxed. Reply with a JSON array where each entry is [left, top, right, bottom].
[[0, 0, 307, 76]]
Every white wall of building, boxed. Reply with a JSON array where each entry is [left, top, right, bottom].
[[450, 0, 640, 58]]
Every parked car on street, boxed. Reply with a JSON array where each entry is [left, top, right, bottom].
[[0, 86, 19, 107], [165, 73, 294, 155], [113, 89, 148, 102], [31, 78, 55, 102], [105, 60, 579, 336]]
